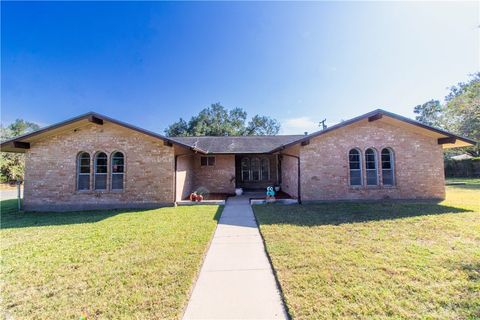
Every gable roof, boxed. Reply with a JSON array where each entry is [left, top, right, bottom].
[[269, 109, 477, 152], [0, 112, 197, 153], [1, 109, 476, 154], [170, 135, 304, 154]]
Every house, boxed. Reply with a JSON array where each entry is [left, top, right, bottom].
[[1, 109, 476, 211]]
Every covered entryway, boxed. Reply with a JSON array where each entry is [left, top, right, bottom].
[[235, 154, 280, 190]]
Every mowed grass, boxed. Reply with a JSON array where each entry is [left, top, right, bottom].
[[0, 202, 222, 319], [254, 181, 480, 319]]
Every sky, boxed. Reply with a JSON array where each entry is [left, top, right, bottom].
[[2, 1, 479, 135]]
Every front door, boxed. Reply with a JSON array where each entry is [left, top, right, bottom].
[[235, 155, 278, 190]]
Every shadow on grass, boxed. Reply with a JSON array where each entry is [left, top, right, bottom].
[[253, 201, 473, 226], [1, 199, 223, 230]]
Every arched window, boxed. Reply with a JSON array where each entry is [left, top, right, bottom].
[[241, 158, 250, 181], [94, 152, 108, 190], [261, 158, 270, 181], [77, 152, 90, 190], [251, 157, 261, 181], [365, 148, 378, 186], [111, 152, 125, 190], [349, 149, 362, 186], [381, 148, 395, 186]]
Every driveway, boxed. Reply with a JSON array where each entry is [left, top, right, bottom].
[[182, 195, 288, 319], [0, 189, 21, 201]]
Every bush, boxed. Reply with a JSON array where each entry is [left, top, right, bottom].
[[444, 157, 480, 178]]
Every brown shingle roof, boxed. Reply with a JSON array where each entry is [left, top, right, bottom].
[[170, 135, 304, 154]]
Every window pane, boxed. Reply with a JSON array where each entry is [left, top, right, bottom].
[[78, 175, 89, 190], [112, 164, 124, 173], [242, 170, 250, 181], [95, 174, 107, 190], [96, 165, 108, 174], [382, 169, 393, 185], [251, 158, 260, 181], [80, 166, 90, 174], [112, 158, 124, 166], [350, 170, 361, 186], [241, 158, 249, 170], [112, 174, 124, 190], [208, 157, 215, 166], [366, 170, 378, 185], [80, 158, 90, 166], [201, 157, 208, 166], [350, 161, 360, 170]]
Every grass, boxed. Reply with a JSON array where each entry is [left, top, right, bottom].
[[254, 179, 480, 319], [0, 202, 222, 319]]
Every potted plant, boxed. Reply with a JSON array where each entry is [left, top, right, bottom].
[[191, 187, 208, 202]]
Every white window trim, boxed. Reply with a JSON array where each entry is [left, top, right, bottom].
[[348, 149, 363, 186], [381, 148, 395, 186], [94, 152, 108, 191], [77, 152, 91, 191], [110, 152, 125, 190], [365, 148, 379, 186]]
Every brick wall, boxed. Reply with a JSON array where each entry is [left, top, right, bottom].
[[175, 153, 194, 201], [299, 120, 445, 201], [280, 147, 299, 198], [24, 122, 175, 211], [191, 154, 235, 194]]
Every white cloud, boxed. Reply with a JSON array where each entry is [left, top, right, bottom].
[[280, 116, 319, 135]]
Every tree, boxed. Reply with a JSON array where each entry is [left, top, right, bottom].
[[413, 73, 479, 157], [165, 103, 280, 136], [0, 119, 40, 182], [413, 99, 445, 128], [443, 73, 480, 156], [245, 115, 280, 135]]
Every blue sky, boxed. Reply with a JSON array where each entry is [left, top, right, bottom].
[[2, 1, 479, 134]]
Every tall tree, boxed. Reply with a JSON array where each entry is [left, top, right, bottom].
[[165, 103, 280, 136], [443, 72, 480, 156], [413, 73, 479, 156], [413, 99, 445, 128], [0, 119, 40, 182]]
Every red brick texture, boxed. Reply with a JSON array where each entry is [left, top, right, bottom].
[[24, 122, 175, 211], [297, 119, 445, 201]]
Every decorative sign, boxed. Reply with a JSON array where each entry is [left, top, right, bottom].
[[266, 186, 276, 200]]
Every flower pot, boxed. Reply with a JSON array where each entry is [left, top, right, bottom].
[[235, 188, 243, 196], [274, 186, 280, 192], [196, 195, 204, 202]]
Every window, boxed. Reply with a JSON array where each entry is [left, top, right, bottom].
[[111, 152, 125, 190], [201, 156, 215, 166], [77, 152, 90, 190], [241, 157, 250, 181], [94, 152, 108, 190], [261, 158, 270, 181], [251, 157, 260, 181], [241, 156, 270, 182], [381, 148, 395, 186], [349, 149, 362, 186], [365, 148, 378, 186]]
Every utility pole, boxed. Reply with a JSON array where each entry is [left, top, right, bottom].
[[319, 119, 327, 130]]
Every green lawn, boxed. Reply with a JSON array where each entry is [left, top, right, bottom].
[[0, 202, 222, 319], [254, 181, 480, 319]]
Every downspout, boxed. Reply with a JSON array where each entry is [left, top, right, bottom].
[[280, 153, 302, 204]]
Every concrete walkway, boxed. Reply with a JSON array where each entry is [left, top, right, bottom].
[[183, 196, 288, 320]]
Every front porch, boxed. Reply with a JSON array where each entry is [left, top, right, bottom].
[[175, 151, 299, 203]]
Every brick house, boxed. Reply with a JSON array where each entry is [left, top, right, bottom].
[[1, 109, 475, 211]]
